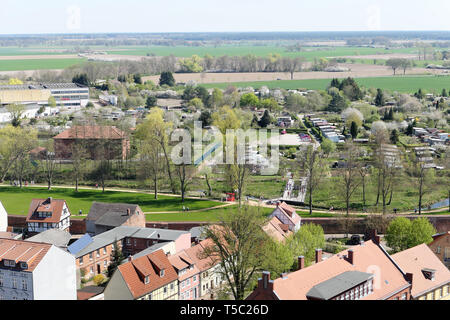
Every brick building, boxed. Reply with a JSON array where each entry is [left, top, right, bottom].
[[428, 231, 450, 269], [53, 125, 130, 160]]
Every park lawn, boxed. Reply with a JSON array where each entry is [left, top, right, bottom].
[[202, 75, 450, 93], [0, 58, 85, 71], [0, 186, 221, 216], [309, 174, 449, 213]]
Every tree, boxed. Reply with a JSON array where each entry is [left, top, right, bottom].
[[350, 121, 358, 139], [93, 274, 105, 286], [374, 88, 386, 107], [198, 110, 213, 127], [386, 58, 403, 75], [298, 145, 327, 215], [414, 88, 425, 100], [40, 142, 57, 190], [72, 73, 90, 86], [240, 93, 259, 108], [258, 110, 271, 128], [179, 55, 204, 73], [6, 104, 25, 127], [133, 73, 142, 84], [210, 88, 224, 108], [442, 89, 448, 97], [145, 96, 157, 108], [320, 139, 336, 158], [175, 163, 195, 203], [48, 96, 57, 108], [188, 97, 204, 110], [400, 59, 412, 75], [70, 141, 87, 192], [327, 90, 348, 112], [390, 129, 399, 144], [159, 71, 175, 87], [201, 206, 270, 300], [107, 240, 125, 278], [285, 223, 325, 267], [386, 217, 436, 253], [407, 153, 432, 215], [262, 239, 294, 279], [337, 143, 362, 233], [259, 98, 278, 112]]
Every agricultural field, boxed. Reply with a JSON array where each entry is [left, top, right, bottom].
[[0, 58, 85, 71], [201, 75, 450, 93], [0, 186, 221, 217]]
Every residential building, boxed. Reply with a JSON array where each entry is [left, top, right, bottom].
[[0, 239, 76, 300], [268, 202, 301, 232], [185, 239, 224, 299], [247, 234, 412, 300], [53, 125, 130, 160], [103, 249, 178, 300], [85, 202, 146, 236], [428, 232, 450, 269], [0, 201, 7, 232], [25, 198, 71, 234], [392, 244, 450, 300], [262, 216, 293, 242], [169, 251, 201, 300]]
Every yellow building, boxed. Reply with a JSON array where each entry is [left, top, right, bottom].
[[392, 243, 450, 300]]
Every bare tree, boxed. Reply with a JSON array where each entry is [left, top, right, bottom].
[[337, 143, 362, 217]]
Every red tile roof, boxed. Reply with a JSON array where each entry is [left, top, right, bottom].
[[0, 239, 51, 272], [118, 249, 178, 299], [392, 244, 450, 298], [169, 251, 201, 282], [262, 216, 293, 242], [53, 126, 127, 140], [26, 198, 68, 223], [184, 239, 219, 272], [254, 240, 410, 300]]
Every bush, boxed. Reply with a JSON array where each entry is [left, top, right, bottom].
[[93, 274, 105, 286]]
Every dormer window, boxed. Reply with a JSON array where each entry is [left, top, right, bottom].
[[144, 276, 150, 284], [20, 262, 28, 269], [422, 268, 436, 281], [160, 269, 165, 277]]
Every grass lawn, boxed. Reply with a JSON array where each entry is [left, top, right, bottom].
[[145, 204, 344, 222], [0, 58, 85, 71], [201, 75, 450, 93], [0, 186, 221, 217]]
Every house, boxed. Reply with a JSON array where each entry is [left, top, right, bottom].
[[103, 249, 178, 300], [428, 232, 450, 269], [247, 233, 412, 300], [169, 251, 201, 300], [0, 239, 76, 300], [268, 202, 301, 232], [70, 226, 190, 284], [0, 201, 7, 232], [185, 238, 224, 299], [392, 244, 450, 300], [262, 216, 293, 242], [25, 198, 71, 234], [53, 125, 130, 160], [86, 202, 146, 236]]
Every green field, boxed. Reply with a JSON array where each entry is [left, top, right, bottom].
[[104, 45, 418, 59], [0, 58, 84, 71], [202, 75, 450, 93], [0, 186, 220, 216]]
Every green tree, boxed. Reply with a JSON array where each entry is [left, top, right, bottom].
[[72, 73, 90, 86], [375, 88, 385, 106], [146, 96, 157, 108], [390, 129, 399, 144], [350, 121, 358, 139], [159, 71, 175, 87], [6, 104, 25, 127], [327, 91, 348, 112], [286, 223, 325, 267], [107, 241, 125, 278], [261, 239, 294, 279], [320, 139, 336, 157], [240, 93, 259, 107], [258, 110, 271, 128], [385, 217, 436, 253]]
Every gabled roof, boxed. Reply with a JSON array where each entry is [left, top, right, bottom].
[[118, 249, 177, 299], [77, 285, 105, 300], [0, 239, 51, 272], [184, 239, 219, 272], [392, 243, 450, 298], [87, 202, 140, 228], [169, 251, 200, 282], [272, 202, 301, 227], [26, 198, 69, 223], [53, 125, 127, 140], [262, 216, 292, 242], [268, 240, 410, 300]]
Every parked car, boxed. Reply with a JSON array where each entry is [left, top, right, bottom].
[[348, 234, 361, 245]]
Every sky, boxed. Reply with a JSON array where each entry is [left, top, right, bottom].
[[1, 0, 450, 34]]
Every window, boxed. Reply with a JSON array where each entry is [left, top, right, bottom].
[[96, 249, 100, 257], [170, 283, 174, 290], [438, 288, 442, 298], [186, 279, 190, 286], [22, 279, 27, 291], [12, 278, 17, 289], [90, 267, 94, 274], [355, 287, 359, 300], [163, 286, 167, 294], [89, 253, 93, 261], [103, 247, 107, 255], [160, 269, 165, 277], [144, 276, 149, 284], [79, 257, 83, 265], [0, 276, 3, 287], [401, 293, 407, 300], [436, 246, 441, 254], [126, 239, 131, 245], [104, 260, 107, 267], [193, 275, 197, 282]]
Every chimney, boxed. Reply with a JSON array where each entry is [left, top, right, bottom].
[[128, 255, 133, 262], [281, 273, 288, 279], [262, 271, 271, 289], [315, 248, 322, 263], [47, 197, 52, 203], [370, 229, 380, 245], [127, 208, 131, 216], [298, 256, 305, 270], [347, 249, 354, 265], [405, 272, 413, 284]]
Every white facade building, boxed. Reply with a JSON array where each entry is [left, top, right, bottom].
[[0, 201, 7, 232]]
